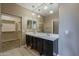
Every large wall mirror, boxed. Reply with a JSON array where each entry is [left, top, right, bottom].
[[27, 20, 37, 30], [32, 21, 37, 29], [27, 20, 32, 29]]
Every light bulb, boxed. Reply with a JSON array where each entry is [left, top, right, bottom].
[[44, 6, 48, 10], [32, 13, 35, 16], [38, 15, 40, 18], [49, 11, 53, 14]]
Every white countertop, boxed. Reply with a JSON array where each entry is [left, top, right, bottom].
[[26, 32, 59, 41]]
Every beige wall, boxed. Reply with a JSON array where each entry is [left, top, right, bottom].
[[1, 3, 44, 45], [0, 3, 2, 52], [0, 3, 1, 13], [53, 20, 59, 34], [1, 14, 22, 51], [43, 14, 59, 34], [43, 16, 53, 33]]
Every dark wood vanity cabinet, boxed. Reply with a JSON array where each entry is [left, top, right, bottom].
[[43, 40, 53, 56], [26, 35, 33, 47], [32, 37, 38, 50], [37, 38, 43, 55], [26, 35, 30, 46], [26, 34, 58, 56], [31, 37, 43, 55]]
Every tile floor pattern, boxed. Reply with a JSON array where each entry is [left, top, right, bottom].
[[0, 46, 40, 56]]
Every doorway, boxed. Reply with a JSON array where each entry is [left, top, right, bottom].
[[0, 13, 22, 52]]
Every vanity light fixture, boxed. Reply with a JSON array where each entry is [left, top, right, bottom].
[[50, 3, 53, 5], [32, 5, 35, 8], [32, 13, 35, 16], [38, 15, 40, 18], [49, 10, 53, 14], [38, 9, 40, 11]]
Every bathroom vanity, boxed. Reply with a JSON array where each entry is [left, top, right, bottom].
[[26, 32, 59, 56]]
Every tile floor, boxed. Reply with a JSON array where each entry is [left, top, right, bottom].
[[0, 46, 40, 56]]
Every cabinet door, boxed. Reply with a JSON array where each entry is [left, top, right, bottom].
[[37, 38, 43, 55], [26, 35, 31, 46], [47, 40, 53, 56], [44, 40, 53, 56], [53, 39, 58, 55]]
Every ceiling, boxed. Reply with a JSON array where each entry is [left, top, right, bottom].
[[17, 3, 58, 17]]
